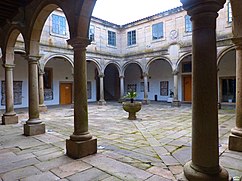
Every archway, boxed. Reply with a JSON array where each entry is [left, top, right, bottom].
[[177, 54, 192, 102], [218, 48, 236, 103], [104, 63, 120, 101], [44, 56, 73, 105], [124, 63, 143, 100], [147, 59, 173, 102]]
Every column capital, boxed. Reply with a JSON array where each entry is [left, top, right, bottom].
[[67, 37, 91, 50], [232, 37, 242, 50], [98, 73, 105, 78], [143, 72, 149, 77], [2, 64, 15, 69], [119, 75, 125, 79], [181, 0, 226, 15], [172, 69, 179, 75], [25, 55, 41, 63]]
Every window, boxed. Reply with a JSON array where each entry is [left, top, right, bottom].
[[127, 30, 136, 46], [108, 30, 116, 46], [160, 81, 169, 96], [222, 78, 235, 102], [1, 81, 22, 105], [185, 15, 192, 33], [89, 25, 95, 42], [44, 68, 53, 89], [182, 62, 192, 73], [127, 84, 137, 92], [152, 22, 163, 40], [228, 1, 232, 23], [52, 14, 66, 35]]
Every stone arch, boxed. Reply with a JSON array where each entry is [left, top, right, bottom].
[[146, 56, 172, 73], [104, 61, 122, 76], [217, 46, 236, 66], [86, 58, 102, 75], [122, 61, 144, 76], [4, 28, 25, 64], [176, 52, 192, 69]]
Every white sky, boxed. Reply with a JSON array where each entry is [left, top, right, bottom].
[[92, 0, 182, 25]]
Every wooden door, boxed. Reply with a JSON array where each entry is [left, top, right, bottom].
[[60, 83, 72, 104], [183, 76, 192, 102]]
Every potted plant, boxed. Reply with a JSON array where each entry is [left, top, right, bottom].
[[122, 90, 142, 120]]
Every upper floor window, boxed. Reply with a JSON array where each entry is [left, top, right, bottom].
[[108, 30, 116, 46], [228, 1, 232, 23], [52, 14, 66, 35], [152, 22, 163, 40], [185, 15, 192, 33], [127, 30, 136, 46], [89, 25, 95, 42]]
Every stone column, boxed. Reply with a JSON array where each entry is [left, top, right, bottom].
[[142, 73, 149, 104], [171, 70, 181, 107], [180, 0, 229, 180], [229, 38, 242, 152], [2, 64, 18, 124], [120, 75, 125, 101], [98, 74, 106, 105], [38, 70, 47, 112], [66, 37, 97, 159], [24, 56, 45, 136]]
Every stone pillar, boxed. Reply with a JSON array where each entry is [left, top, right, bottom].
[[142, 73, 149, 104], [119, 75, 125, 102], [66, 37, 97, 159], [171, 70, 181, 107], [98, 74, 106, 105], [2, 64, 18, 124], [24, 56, 45, 136], [38, 70, 47, 112], [180, 0, 229, 180], [229, 38, 242, 152]]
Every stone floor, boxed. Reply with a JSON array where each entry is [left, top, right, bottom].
[[0, 102, 241, 181]]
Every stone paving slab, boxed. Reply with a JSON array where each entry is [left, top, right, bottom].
[[0, 103, 241, 180], [82, 154, 153, 180]]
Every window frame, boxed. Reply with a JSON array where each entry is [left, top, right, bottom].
[[152, 22, 164, 40], [127, 30, 136, 46], [51, 14, 67, 36], [185, 15, 192, 33], [108, 30, 116, 46]]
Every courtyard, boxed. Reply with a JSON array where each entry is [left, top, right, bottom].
[[0, 102, 241, 181]]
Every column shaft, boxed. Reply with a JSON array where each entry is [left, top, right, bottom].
[[181, 0, 228, 180], [2, 64, 18, 125], [172, 71, 181, 107], [98, 75, 106, 105], [143, 74, 149, 104], [66, 37, 97, 159], [120, 76, 124, 98], [38, 72, 47, 112], [229, 40, 242, 152]]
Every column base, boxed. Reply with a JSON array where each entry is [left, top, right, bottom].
[[66, 137, 97, 159], [183, 161, 229, 181], [142, 99, 150, 105], [172, 100, 181, 107], [2, 115, 18, 125], [39, 104, 47, 112], [98, 100, 106, 105], [229, 133, 242, 152], [24, 123, 45, 136]]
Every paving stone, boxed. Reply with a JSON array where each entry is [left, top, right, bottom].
[[1, 166, 42, 181], [0, 158, 40, 174], [160, 155, 180, 166], [172, 146, 191, 165], [35, 156, 73, 172], [33, 134, 64, 144], [82, 155, 152, 180], [21, 171, 60, 181], [220, 155, 242, 171], [50, 160, 92, 178], [37, 150, 64, 161], [101, 176, 123, 181], [168, 165, 183, 175], [33, 147, 62, 157], [0, 152, 36, 165], [147, 166, 176, 180], [145, 175, 172, 181], [67, 168, 110, 181]]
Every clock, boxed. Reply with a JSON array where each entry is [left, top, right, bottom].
[[170, 30, 178, 40]]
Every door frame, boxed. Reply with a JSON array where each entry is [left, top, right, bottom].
[[59, 81, 73, 105]]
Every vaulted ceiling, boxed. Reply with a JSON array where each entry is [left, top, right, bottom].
[[0, 0, 33, 27]]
